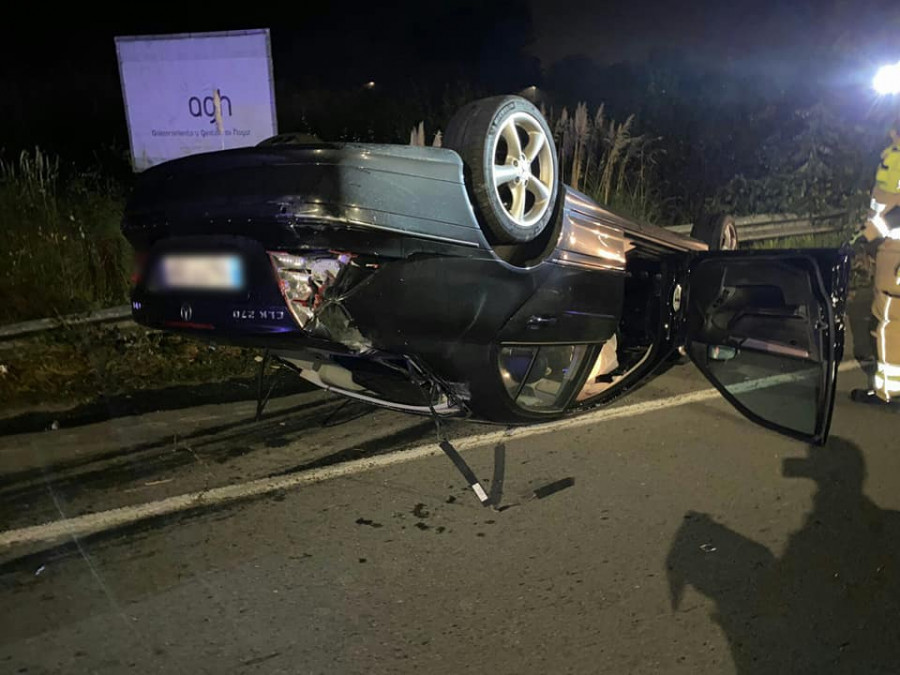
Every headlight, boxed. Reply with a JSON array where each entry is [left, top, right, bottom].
[[874, 62, 900, 95]]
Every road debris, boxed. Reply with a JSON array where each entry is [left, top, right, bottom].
[[355, 518, 383, 528], [533, 477, 575, 500]]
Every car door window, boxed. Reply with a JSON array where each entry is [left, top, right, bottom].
[[689, 342, 823, 436], [686, 252, 848, 443], [498, 344, 591, 412]]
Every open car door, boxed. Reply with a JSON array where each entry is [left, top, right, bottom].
[[685, 250, 851, 445]]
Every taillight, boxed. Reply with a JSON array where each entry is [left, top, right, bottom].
[[269, 251, 348, 329], [131, 251, 149, 285]]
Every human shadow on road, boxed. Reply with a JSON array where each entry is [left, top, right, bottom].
[[666, 437, 900, 674]]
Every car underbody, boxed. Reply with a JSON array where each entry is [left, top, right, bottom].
[[123, 97, 849, 452], [124, 141, 706, 425]]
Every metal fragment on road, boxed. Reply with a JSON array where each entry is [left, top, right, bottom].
[[439, 440, 490, 506]]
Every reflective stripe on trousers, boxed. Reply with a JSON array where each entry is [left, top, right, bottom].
[[873, 239, 900, 401], [876, 301, 900, 400]]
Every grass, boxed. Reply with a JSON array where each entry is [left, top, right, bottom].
[[0, 149, 280, 417], [0, 148, 131, 324], [747, 231, 851, 250], [0, 322, 263, 414], [547, 103, 663, 224]]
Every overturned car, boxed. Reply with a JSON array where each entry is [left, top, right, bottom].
[[123, 96, 849, 446]]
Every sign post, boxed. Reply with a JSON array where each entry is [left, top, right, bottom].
[[115, 29, 277, 172]]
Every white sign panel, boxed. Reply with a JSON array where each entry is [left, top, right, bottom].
[[115, 29, 277, 171]]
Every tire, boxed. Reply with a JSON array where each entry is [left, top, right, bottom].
[[690, 213, 739, 251], [444, 96, 560, 244]]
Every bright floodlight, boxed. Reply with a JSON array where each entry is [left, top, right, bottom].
[[874, 62, 900, 95]]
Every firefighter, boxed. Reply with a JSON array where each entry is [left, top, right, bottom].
[[852, 125, 900, 404]]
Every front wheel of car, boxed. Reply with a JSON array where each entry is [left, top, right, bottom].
[[444, 96, 560, 245]]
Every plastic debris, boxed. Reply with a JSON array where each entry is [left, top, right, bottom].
[[700, 543, 717, 553], [439, 440, 490, 506], [35, 565, 46, 576]]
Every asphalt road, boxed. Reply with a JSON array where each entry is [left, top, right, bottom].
[[2, 305, 900, 674]]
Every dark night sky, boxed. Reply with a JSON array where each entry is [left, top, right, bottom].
[[530, 0, 836, 64], [529, 0, 899, 80], [4, 1, 898, 80], [0, 1, 898, 156]]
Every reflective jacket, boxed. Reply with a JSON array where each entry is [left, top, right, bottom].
[[876, 143, 900, 194]]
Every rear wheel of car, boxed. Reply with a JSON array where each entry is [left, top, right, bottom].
[[444, 96, 560, 245], [691, 213, 739, 251]]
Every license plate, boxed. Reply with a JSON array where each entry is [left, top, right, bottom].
[[159, 254, 244, 290]]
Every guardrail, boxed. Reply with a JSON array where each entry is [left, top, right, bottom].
[[666, 211, 849, 242], [0, 305, 132, 341], [0, 211, 854, 341]]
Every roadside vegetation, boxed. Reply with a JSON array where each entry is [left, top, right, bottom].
[[0, 323, 264, 416], [0, 148, 131, 324], [0, 149, 269, 415], [549, 103, 663, 224]]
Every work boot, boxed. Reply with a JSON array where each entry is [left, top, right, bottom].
[[851, 389, 900, 406]]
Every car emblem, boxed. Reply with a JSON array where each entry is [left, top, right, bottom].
[[672, 284, 683, 313], [180, 302, 193, 321]]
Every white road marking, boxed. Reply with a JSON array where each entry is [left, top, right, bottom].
[[0, 360, 861, 550]]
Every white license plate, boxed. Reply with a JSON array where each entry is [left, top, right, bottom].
[[160, 254, 244, 290]]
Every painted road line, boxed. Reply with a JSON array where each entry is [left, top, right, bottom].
[[0, 360, 861, 550]]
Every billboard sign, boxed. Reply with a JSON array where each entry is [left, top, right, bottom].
[[115, 29, 277, 171]]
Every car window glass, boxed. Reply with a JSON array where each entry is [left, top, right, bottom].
[[687, 255, 833, 438], [689, 343, 822, 436], [498, 346, 539, 400], [499, 344, 590, 412]]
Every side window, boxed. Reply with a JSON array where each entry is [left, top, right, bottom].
[[688, 342, 823, 436], [498, 344, 591, 412], [687, 255, 834, 439]]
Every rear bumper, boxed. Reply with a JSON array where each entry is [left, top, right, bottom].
[[122, 143, 485, 254], [130, 236, 310, 346]]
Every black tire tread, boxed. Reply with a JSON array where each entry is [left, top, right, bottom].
[[691, 213, 738, 251], [444, 96, 559, 245]]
